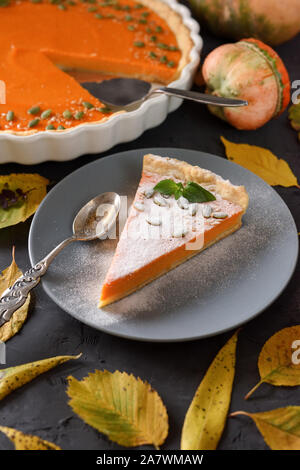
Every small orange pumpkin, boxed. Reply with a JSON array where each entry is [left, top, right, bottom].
[[189, 0, 300, 46], [202, 38, 291, 130]]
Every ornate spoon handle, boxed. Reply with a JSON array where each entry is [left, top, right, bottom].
[[0, 237, 75, 327]]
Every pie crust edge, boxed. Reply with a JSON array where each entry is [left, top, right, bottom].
[[143, 153, 249, 212]]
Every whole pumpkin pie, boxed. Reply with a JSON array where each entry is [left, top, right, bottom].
[[0, 0, 192, 134], [99, 154, 249, 307]]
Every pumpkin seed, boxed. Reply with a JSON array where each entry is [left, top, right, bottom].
[[177, 196, 189, 210], [6, 111, 14, 121], [134, 202, 144, 212], [82, 101, 94, 109], [97, 107, 111, 114], [134, 41, 145, 48], [172, 226, 188, 238], [142, 188, 154, 198], [63, 109, 73, 119], [167, 61, 175, 68], [149, 51, 157, 59], [28, 105, 40, 115], [75, 111, 84, 119], [46, 124, 56, 130], [188, 204, 197, 216], [213, 212, 228, 219], [202, 205, 212, 218], [157, 43, 168, 50], [41, 109, 52, 119], [28, 118, 40, 128], [154, 194, 168, 207], [57, 125, 66, 130], [146, 215, 161, 226]]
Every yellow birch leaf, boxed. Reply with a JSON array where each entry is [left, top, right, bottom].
[[0, 426, 61, 450], [0, 354, 81, 401], [181, 330, 239, 450], [67, 370, 168, 448], [221, 136, 299, 188], [0, 173, 49, 229], [245, 326, 300, 399], [0, 247, 30, 342], [230, 407, 300, 450]]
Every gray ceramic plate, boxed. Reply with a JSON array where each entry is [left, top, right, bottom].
[[28, 148, 298, 342]]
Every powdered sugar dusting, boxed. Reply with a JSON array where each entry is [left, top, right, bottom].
[[45, 174, 296, 330], [104, 171, 240, 282]]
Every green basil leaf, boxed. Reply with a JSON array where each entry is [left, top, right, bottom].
[[154, 179, 182, 196], [153, 179, 215, 203], [174, 183, 184, 199], [182, 182, 216, 203]]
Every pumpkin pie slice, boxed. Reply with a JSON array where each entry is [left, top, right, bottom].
[[99, 154, 249, 307]]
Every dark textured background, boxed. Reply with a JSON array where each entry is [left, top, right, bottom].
[[0, 6, 299, 451]]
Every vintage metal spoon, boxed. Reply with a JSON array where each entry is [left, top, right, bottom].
[[0, 192, 120, 326], [82, 78, 248, 110]]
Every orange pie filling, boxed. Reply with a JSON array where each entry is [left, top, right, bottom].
[[0, 0, 188, 133], [99, 155, 249, 308], [100, 211, 243, 306]]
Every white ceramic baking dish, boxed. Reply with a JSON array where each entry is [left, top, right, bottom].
[[0, 0, 202, 165]]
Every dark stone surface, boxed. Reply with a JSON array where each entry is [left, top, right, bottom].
[[0, 7, 299, 451]]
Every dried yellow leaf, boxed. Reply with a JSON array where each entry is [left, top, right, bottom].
[[67, 370, 168, 448], [0, 173, 49, 229], [231, 407, 300, 450], [0, 354, 81, 401], [245, 326, 300, 399], [0, 247, 30, 342], [0, 426, 61, 450], [181, 330, 239, 450], [221, 136, 299, 188]]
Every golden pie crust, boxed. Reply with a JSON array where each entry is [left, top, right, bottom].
[[144, 154, 249, 212]]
